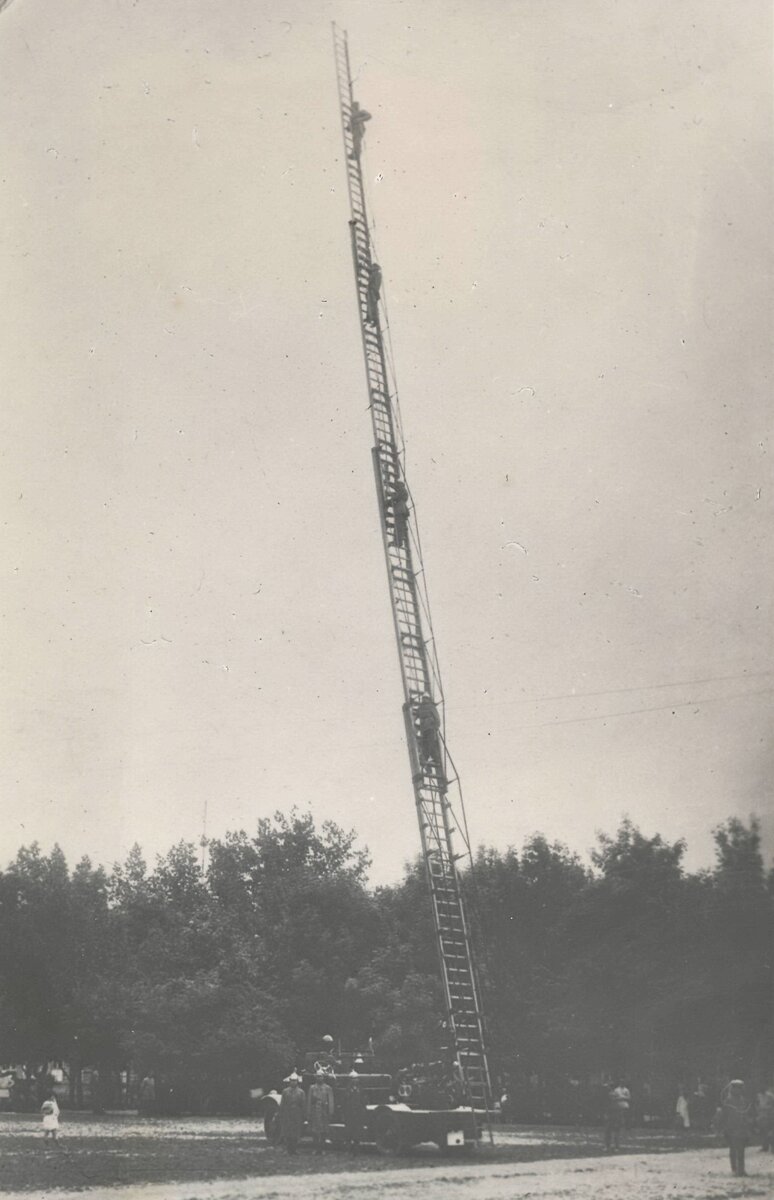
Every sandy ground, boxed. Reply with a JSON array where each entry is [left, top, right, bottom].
[[1, 1147, 772, 1200], [1, 1116, 772, 1199]]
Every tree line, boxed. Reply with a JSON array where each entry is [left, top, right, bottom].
[[0, 810, 771, 1113]]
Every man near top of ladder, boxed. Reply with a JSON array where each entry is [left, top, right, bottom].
[[348, 99, 372, 158]]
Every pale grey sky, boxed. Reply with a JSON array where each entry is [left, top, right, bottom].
[[1, 0, 771, 884]]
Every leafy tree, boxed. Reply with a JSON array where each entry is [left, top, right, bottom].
[[698, 817, 773, 1081], [467, 837, 590, 1078], [547, 821, 690, 1081], [113, 841, 290, 1089], [207, 811, 378, 1055], [1, 809, 771, 1109], [0, 844, 120, 1108], [0, 845, 112, 1063], [350, 860, 443, 1063]]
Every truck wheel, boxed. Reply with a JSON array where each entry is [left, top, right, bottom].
[[373, 1109, 398, 1153]]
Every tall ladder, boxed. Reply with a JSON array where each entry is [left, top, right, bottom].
[[332, 24, 492, 1117]]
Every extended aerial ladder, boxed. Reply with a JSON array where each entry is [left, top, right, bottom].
[[332, 25, 492, 1116]]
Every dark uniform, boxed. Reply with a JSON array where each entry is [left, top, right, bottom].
[[718, 1081, 753, 1176], [307, 1073, 335, 1154], [349, 101, 372, 158], [366, 262, 382, 325], [389, 480, 410, 548], [279, 1077, 305, 1154], [416, 695, 442, 768], [343, 1074, 367, 1152]]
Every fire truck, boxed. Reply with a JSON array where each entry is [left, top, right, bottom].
[[262, 1049, 478, 1152]]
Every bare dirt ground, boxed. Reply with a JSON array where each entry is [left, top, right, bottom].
[[0, 1114, 771, 1199]]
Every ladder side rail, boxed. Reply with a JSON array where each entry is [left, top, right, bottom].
[[333, 25, 361, 223], [371, 449, 434, 706], [440, 877, 491, 1095], [333, 25, 492, 1115], [418, 782, 487, 1075], [365, 323, 491, 1105], [372, 341, 451, 765]]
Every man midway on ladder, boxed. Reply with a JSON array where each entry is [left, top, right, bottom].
[[415, 693, 445, 783], [348, 99, 371, 158], [366, 262, 382, 326], [388, 478, 410, 548]]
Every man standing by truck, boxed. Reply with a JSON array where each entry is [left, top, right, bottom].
[[307, 1070, 335, 1155], [278, 1073, 305, 1156], [343, 1071, 367, 1153]]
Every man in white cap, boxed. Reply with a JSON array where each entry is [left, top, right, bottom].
[[278, 1073, 305, 1155]]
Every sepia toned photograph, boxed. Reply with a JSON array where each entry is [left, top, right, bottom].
[[0, 1, 771, 1196]]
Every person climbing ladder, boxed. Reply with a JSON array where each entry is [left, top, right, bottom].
[[348, 100, 371, 159]]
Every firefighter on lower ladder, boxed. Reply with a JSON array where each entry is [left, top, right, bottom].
[[415, 693, 445, 783]]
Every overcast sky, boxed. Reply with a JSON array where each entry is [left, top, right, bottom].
[[1, 0, 771, 885]]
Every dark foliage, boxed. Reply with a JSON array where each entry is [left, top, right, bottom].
[[0, 810, 770, 1101]]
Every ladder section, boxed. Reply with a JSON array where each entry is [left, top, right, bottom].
[[333, 24, 491, 1110]]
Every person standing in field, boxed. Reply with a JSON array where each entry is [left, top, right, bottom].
[[691, 1082, 711, 1130], [41, 1093, 60, 1141], [604, 1079, 630, 1151], [278, 1073, 305, 1156], [756, 1083, 774, 1152], [138, 1074, 155, 1115], [717, 1079, 753, 1176], [675, 1087, 690, 1129], [307, 1069, 335, 1155]]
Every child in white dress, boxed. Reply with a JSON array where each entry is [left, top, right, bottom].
[[41, 1094, 60, 1140]]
